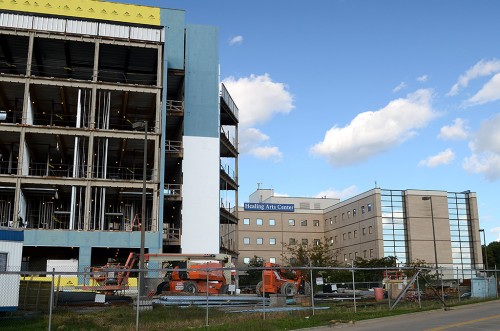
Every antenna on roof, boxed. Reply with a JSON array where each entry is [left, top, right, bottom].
[[257, 182, 262, 190], [375, 181, 378, 188]]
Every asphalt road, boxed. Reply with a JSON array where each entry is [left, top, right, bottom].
[[301, 300, 500, 331]]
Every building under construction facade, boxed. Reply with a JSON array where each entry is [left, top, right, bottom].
[[0, 1, 239, 270]]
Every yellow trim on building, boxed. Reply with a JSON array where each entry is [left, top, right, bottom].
[[0, 0, 161, 26]]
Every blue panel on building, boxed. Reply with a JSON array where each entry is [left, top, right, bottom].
[[0, 229, 24, 242], [160, 9, 185, 70], [184, 24, 219, 138]]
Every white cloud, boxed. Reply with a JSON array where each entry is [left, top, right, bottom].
[[314, 185, 358, 200], [222, 74, 294, 128], [463, 153, 500, 180], [438, 118, 469, 140], [229, 35, 243, 45], [417, 75, 428, 82], [463, 113, 500, 180], [465, 73, 500, 106], [491, 227, 500, 241], [248, 146, 283, 161], [393, 82, 407, 92], [447, 59, 500, 96], [469, 113, 500, 154], [418, 148, 455, 168], [222, 74, 294, 161], [310, 89, 435, 167]]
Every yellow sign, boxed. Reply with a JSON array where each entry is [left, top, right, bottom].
[[0, 0, 161, 26]]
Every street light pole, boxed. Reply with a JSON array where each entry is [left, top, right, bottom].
[[133, 120, 148, 296], [422, 196, 439, 278]]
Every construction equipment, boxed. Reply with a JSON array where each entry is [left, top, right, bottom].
[[83, 252, 232, 296], [256, 262, 311, 297], [83, 253, 138, 294], [146, 253, 233, 295]]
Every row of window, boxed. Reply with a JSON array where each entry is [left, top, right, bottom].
[[243, 257, 276, 264], [342, 249, 374, 261], [242, 218, 320, 227], [328, 226, 374, 244], [242, 237, 322, 246], [325, 203, 372, 225]]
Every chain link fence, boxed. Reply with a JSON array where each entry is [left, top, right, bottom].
[[0, 265, 498, 330]]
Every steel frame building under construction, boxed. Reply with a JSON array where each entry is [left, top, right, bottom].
[[0, 1, 239, 270]]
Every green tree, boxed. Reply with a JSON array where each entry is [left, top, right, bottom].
[[282, 238, 350, 283], [485, 241, 500, 269], [353, 256, 397, 282], [239, 255, 263, 286]]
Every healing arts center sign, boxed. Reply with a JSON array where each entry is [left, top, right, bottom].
[[243, 202, 295, 212]]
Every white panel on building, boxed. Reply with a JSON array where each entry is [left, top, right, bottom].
[[0, 13, 33, 30], [99, 23, 130, 39], [0, 229, 23, 312], [66, 20, 98, 36], [130, 26, 162, 42], [33, 16, 66, 33], [181, 136, 219, 254]]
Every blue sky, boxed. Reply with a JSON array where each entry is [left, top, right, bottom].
[[125, 0, 500, 244]]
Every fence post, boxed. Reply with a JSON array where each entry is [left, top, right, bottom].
[[205, 267, 209, 327], [262, 266, 266, 320], [416, 271, 421, 308], [309, 264, 315, 315], [48, 268, 55, 331], [495, 265, 498, 298], [135, 270, 140, 331], [351, 260, 356, 313]]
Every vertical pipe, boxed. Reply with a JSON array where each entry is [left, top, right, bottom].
[[457, 267, 460, 303], [139, 121, 147, 296]]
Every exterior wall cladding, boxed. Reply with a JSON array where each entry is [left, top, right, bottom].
[[238, 188, 483, 279], [0, 1, 239, 272]]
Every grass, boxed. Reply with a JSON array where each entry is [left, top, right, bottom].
[[0, 298, 497, 331]]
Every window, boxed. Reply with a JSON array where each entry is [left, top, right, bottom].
[[301, 220, 308, 226], [362, 227, 366, 235], [289, 238, 296, 245], [348, 232, 352, 239], [269, 257, 276, 263], [347, 211, 351, 218], [243, 218, 250, 225], [313, 220, 320, 227], [314, 239, 321, 246], [269, 238, 276, 245], [354, 230, 358, 238], [256, 218, 263, 226], [363, 250, 367, 258], [349, 253, 352, 260], [330, 218, 333, 225], [302, 238, 308, 245], [330, 237, 334, 244], [288, 219, 295, 226], [256, 238, 263, 245], [0, 252, 6, 271], [243, 237, 250, 245], [369, 226, 373, 234], [370, 249, 374, 257], [342, 213, 345, 220], [353, 209, 357, 216], [362, 206, 365, 214], [243, 257, 250, 264], [355, 252, 358, 259], [343, 254, 347, 261], [269, 219, 276, 226], [343, 233, 346, 240], [368, 203, 372, 212], [334, 216, 337, 223], [335, 235, 338, 243]]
